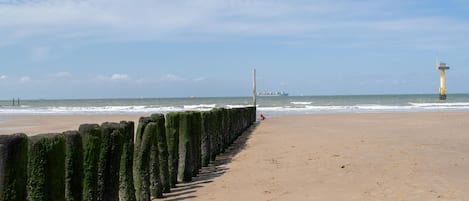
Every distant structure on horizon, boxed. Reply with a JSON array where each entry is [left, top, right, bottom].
[[258, 91, 289, 96], [437, 61, 450, 100]]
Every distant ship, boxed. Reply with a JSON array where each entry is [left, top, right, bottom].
[[258, 91, 289, 96]]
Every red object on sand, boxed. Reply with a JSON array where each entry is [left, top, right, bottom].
[[260, 114, 266, 120]]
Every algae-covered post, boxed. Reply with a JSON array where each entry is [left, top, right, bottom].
[[134, 117, 153, 201], [151, 114, 170, 194], [98, 122, 124, 201], [177, 112, 193, 182], [211, 109, 222, 159], [63, 131, 83, 201], [119, 121, 136, 201], [226, 108, 234, 145], [219, 108, 228, 153], [79, 124, 101, 201], [28, 133, 66, 201], [0, 133, 28, 201], [147, 122, 163, 199], [189, 111, 202, 176], [200, 111, 211, 167], [165, 112, 179, 188]]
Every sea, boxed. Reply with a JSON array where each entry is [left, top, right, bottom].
[[1, 94, 469, 116]]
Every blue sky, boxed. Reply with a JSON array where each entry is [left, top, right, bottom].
[[1, 0, 468, 99]]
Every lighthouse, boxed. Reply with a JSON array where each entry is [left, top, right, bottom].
[[437, 61, 450, 100]]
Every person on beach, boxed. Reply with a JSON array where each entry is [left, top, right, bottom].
[[260, 114, 266, 120]]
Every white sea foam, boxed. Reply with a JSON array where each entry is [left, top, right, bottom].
[[0, 105, 185, 114], [183, 104, 216, 110], [290, 102, 312, 105], [409, 102, 469, 107], [355, 104, 414, 110], [257, 102, 469, 115], [2, 97, 469, 115], [226, 104, 252, 108]]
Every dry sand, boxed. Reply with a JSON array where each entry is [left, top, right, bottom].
[[165, 112, 469, 201], [2, 112, 469, 200]]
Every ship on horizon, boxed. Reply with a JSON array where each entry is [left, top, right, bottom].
[[258, 91, 289, 96]]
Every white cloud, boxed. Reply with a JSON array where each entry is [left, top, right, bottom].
[[111, 73, 129, 80], [19, 76, 31, 83], [97, 73, 130, 81], [0, 1, 468, 48], [0, 75, 6, 80], [160, 74, 185, 82]]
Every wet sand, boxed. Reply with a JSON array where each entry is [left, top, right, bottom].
[[2, 112, 469, 200], [0, 114, 142, 135]]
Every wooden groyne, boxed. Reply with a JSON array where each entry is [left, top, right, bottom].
[[0, 107, 256, 201]]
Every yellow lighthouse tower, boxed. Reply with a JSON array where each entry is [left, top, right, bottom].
[[437, 61, 450, 100]]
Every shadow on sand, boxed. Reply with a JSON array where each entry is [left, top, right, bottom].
[[157, 122, 259, 201]]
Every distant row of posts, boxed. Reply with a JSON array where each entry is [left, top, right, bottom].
[[12, 98, 20, 106]]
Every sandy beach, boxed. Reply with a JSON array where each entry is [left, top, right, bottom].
[[2, 112, 469, 200], [166, 112, 469, 201], [0, 114, 143, 135]]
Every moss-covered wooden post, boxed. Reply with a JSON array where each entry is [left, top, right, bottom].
[[209, 110, 218, 161], [28, 133, 66, 201], [151, 114, 170, 194], [200, 111, 211, 167], [134, 117, 152, 201], [79, 124, 101, 201], [189, 111, 201, 176], [225, 108, 231, 149], [226, 108, 233, 145], [237, 108, 244, 136], [177, 112, 193, 182], [165, 112, 179, 188], [98, 122, 124, 201], [63, 131, 83, 201], [119, 121, 136, 201], [147, 122, 163, 199], [218, 108, 227, 153], [0, 133, 28, 201], [211, 109, 222, 160]]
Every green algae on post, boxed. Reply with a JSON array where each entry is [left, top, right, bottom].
[[28, 133, 66, 201], [165, 112, 179, 188], [200, 111, 211, 167], [0, 133, 28, 201], [151, 114, 170, 194], [63, 131, 83, 201], [119, 121, 136, 201], [147, 122, 163, 199], [98, 122, 124, 201], [177, 112, 193, 182], [134, 117, 152, 201], [79, 124, 101, 201]]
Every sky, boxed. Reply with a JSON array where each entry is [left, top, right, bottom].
[[0, 0, 469, 99]]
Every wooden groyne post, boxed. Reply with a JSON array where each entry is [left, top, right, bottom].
[[253, 69, 257, 107]]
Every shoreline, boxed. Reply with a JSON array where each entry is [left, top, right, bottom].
[[1, 110, 468, 134]]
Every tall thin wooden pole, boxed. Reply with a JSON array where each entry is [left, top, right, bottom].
[[253, 69, 256, 107]]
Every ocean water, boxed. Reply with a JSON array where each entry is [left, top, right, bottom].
[[1, 94, 469, 116]]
